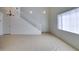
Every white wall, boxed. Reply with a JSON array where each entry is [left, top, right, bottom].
[[21, 7, 49, 32], [0, 12, 3, 35], [3, 15, 11, 34], [49, 7, 79, 49], [0, 8, 11, 34]]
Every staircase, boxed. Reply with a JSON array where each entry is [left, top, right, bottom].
[[10, 15, 41, 35], [20, 11, 41, 31], [1, 7, 42, 35]]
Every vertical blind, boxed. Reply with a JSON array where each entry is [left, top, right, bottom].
[[58, 8, 79, 34]]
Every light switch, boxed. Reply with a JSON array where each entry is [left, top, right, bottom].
[[29, 10, 32, 14], [43, 10, 46, 14]]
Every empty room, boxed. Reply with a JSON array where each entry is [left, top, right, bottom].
[[0, 7, 78, 51]]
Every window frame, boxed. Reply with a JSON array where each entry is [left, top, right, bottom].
[[58, 8, 79, 34]]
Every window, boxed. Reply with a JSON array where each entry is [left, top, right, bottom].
[[58, 8, 79, 34]]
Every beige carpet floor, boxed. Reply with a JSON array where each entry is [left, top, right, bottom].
[[0, 33, 75, 51]]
